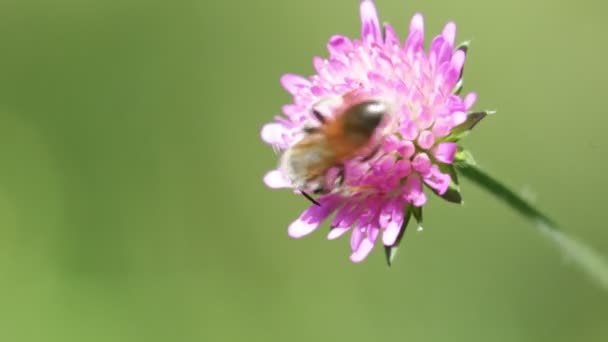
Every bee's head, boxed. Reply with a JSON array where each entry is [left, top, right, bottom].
[[343, 100, 388, 136]]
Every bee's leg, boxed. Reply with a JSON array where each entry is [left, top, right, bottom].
[[303, 125, 320, 134], [300, 190, 321, 206], [312, 108, 327, 124], [360, 144, 382, 162], [335, 164, 345, 187]]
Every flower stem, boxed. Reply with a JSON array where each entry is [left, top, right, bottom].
[[456, 162, 608, 291]]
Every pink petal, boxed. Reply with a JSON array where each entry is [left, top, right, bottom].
[[360, 0, 382, 44], [451, 50, 466, 74], [423, 165, 451, 195], [464, 92, 478, 110], [412, 153, 431, 174], [404, 175, 427, 207], [331, 201, 360, 228], [373, 154, 396, 174], [327, 35, 353, 56], [313, 56, 327, 76], [405, 13, 424, 53], [263, 170, 291, 189], [432, 117, 453, 138], [395, 159, 412, 178], [433, 142, 458, 164], [260, 123, 287, 145], [383, 23, 400, 46], [429, 36, 452, 66], [379, 199, 405, 246], [367, 225, 380, 244], [452, 111, 467, 126], [417, 130, 435, 150], [328, 58, 347, 74], [282, 104, 300, 117], [378, 200, 396, 228], [398, 141, 416, 159], [383, 220, 402, 246], [410, 13, 424, 35], [382, 134, 400, 152], [416, 107, 435, 130], [288, 195, 342, 238], [350, 225, 364, 251], [280, 74, 311, 95], [442, 22, 457, 47], [350, 236, 375, 263], [400, 120, 419, 141], [328, 226, 350, 240]]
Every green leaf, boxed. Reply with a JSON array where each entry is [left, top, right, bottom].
[[436, 182, 463, 204], [454, 161, 556, 226], [411, 206, 423, 231], [452, 77, 464, 95], [444, 163, 459, 185], [455, 160, 608, 291], [454, 148, 477, 166], [384, 209, 412, 267], [451, 111, 494, 139], [456, 40, 471, 54]]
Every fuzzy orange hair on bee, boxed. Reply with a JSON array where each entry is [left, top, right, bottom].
[[279, 91, 389, 200]]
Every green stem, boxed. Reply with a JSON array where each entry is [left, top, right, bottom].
[[456, 162, 608, 291]]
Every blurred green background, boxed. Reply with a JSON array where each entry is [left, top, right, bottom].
[[0, 0, 606, 341]]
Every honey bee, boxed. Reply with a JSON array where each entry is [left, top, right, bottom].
[[279, 92, 389, 202]]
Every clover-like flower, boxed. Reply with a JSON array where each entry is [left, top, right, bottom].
[[261, 0, 491, 264]]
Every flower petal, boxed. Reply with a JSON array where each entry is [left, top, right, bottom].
[[464, 92, 478, 110], [417, 130, 435, 150], [429, 36, 452, 66], [404, 175, 427, 207], [412, 153, 432, 174], [382, 218, 403, 246], [383, 23, 400, 46], [328, 226, 351, 240], [442, 21, 457, 47], [379, 199, 405, 246], [398, 141, 416, 159], [327, 35, 353, 56], [433, 142, 458, 164], [360, 0, 382, 43], [410, 13, 424, 36], [367, 225, 380, 244], [400, 119, 419, 141], [452, 111, 467, 126], [423, 165, 451, 195], [432, 117, 453, 138], [350, 225, 364, 251], [405, 13, 424, 53], [331, 201, 360, 228], [263, 170, 291, 189], [451, 49, 466, 75], [395, 159, 412, 178], [280, 74, 311, 95], [288, 195, 342, 238], [350, 236, 375, 263], [260, 123, 288, 145]]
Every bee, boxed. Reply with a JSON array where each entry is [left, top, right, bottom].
[[279, 92, 389, 202]]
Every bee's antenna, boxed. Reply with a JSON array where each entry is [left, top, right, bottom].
[[300, 191, 321, 206]]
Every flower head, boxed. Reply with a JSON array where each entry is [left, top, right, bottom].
[[261, 0, 491, 264]]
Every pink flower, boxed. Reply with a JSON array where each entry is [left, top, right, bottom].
[[261, 0, 490, 264]]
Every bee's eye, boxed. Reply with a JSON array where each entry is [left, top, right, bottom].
[[360, 101, 386, 126], [345, 100, 387, 134]]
